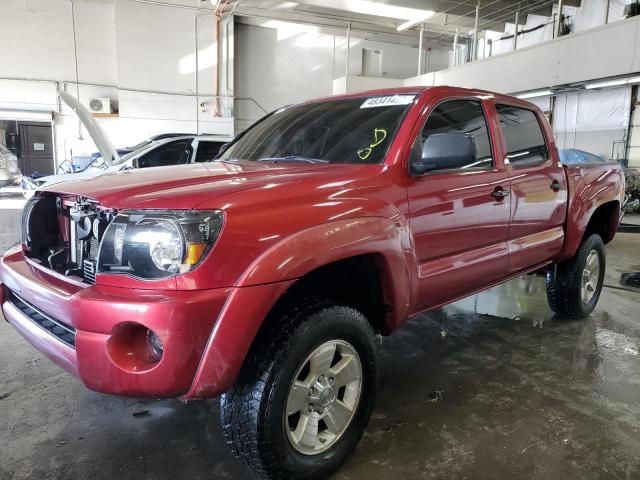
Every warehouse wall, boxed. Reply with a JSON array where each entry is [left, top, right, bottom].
[[0, 0, 233, 168], [234, 22, 449, 131]]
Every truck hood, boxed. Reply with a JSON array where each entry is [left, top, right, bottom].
[[43, 161, 367, 210], [59, 90, 119, 166], [26, 164, 121, 189]]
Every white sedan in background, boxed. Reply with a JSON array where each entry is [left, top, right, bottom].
[[22, 91, 231, 198], [22, 135, 228, 198]]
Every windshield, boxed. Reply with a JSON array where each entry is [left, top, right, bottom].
[[220, 95, 415, 165]]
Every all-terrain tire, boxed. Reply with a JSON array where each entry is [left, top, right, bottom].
[[220, 297, 379, 480], [546, 233, 606, 318]]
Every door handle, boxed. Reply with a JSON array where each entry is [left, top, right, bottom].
[[550, 180, 562, 192], [490, 188, 510, 199]]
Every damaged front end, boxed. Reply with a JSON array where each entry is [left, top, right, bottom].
[[22, 193, 115, 284], [21, 192, 225, 284]]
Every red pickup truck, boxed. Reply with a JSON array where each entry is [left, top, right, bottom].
[[0, 86, 624, 479]]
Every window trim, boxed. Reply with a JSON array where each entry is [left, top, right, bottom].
[[494, 102, 551, 169], [409, 96, 497, 176]]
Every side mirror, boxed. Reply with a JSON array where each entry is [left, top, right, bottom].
[[410, 132, 476, 175]]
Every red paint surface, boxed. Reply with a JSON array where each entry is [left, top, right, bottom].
[[0, 86, 624, 399]]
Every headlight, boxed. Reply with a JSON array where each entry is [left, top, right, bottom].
[[97, 210, 224, 280]]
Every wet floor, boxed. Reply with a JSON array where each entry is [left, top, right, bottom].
[[1, 205, 640, 479]]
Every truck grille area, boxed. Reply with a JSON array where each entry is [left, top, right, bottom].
[[21, 193, 113, 285], [7, 291, 76, 348]]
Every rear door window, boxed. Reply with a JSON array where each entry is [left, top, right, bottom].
[[137, 139, 192, 168], [496, 104, 549, 167], [195, 141, 225, 162]]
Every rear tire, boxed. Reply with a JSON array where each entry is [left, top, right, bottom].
[[220, 297, 379, 480], [546, 234, 605, 318]]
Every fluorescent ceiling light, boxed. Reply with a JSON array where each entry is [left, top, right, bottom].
[[301, 0, 435, 22], [585, 75, 640, 89], [517, 89, 553, 99]]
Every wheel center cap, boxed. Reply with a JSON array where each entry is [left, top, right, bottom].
[[319, 388, 335, 407]]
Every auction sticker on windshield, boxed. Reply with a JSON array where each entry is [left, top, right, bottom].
[[361, 95, 415, 109]]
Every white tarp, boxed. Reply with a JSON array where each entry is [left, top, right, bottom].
[[553, 86, 632, 159], [573, 0, 633, 31], [476, 0, 634, 61]]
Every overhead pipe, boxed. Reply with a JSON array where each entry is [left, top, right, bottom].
[[70, 0, 83, 140], [213, 0, 232, 118]]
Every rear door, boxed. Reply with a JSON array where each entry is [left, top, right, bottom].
[[494, 103, 567, 272], [406, 97, 511, 311]]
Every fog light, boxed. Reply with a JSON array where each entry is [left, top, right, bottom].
[[146, 330, 164, 362]]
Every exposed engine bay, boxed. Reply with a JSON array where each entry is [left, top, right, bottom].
[[22, 193, 115, 284]]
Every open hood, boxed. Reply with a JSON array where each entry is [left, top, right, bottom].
[[59, 90, 119, 166]]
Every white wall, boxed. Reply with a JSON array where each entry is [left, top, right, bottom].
[[0, 0, 233, 169], [332, 75, 405, 95], [234, 22, 449, 130]]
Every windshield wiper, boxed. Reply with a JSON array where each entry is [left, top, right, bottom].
[[257, 156, 329, 164]]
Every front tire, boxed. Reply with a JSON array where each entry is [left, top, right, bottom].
[[220, 298, 379, 480], [546, 233, 606, 318]]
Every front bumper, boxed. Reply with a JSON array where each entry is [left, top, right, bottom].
[[0, 248, 231, 398]]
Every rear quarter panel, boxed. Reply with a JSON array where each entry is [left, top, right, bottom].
[[558, 162, 624, 261]]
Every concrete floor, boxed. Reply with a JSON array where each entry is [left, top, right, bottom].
[[1, 207, 640, 480]]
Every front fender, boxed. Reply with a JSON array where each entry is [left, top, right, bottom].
[[184, 216, 412, 399], [237, 216, 412, 323]]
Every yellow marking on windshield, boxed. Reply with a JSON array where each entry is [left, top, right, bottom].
[[357, 128, 388, 161]]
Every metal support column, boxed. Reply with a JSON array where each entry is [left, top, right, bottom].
[[555, 0, 564, 38], [417, 23, 424, 76], [473, 2, 480, 61], [512, 11, 519, 50], [604, 0, 610, 24], [345, 22, 351, 77], [452, 28, 459, 66]]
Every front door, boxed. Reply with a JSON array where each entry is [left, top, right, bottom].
[[18, 122, 54, 176], [494, 103, 567, 273], [406, 98, 511, 312]]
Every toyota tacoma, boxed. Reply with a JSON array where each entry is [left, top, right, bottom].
[[0, 86, 624, 479]]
